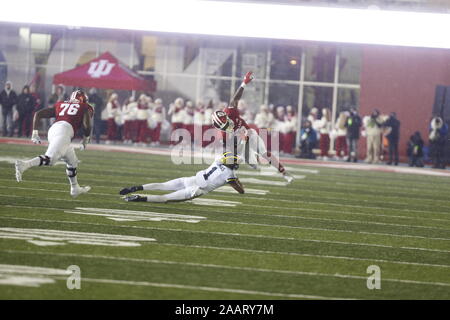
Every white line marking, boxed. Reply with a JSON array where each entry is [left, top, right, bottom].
[[0, 227, 156, 247], [2, 183, 449, 218], [215, 186, 269, 195], [1, 216, 448, 255], [239, 178, 290, 186], [66, 207, 206, 223], [0, 216, 448, 269], [188, 198, 241, 207], [4, 205, 450, 242], [238, 170, 306, 180], [0, 263, 70, 287], [74, 277, 354, 300], [5, 250, 449, 288]]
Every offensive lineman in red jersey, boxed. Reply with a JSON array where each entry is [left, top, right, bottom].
[[211, 71, 294, 184], [15, 90, 93, 197]]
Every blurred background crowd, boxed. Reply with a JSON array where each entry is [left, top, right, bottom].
[[1, 81, 448, 169]]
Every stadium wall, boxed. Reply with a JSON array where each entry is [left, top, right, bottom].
[[359, 45, 450, 161]]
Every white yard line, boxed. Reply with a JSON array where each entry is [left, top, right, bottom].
[[71, 277, 353, 300], [3, 250, 449, 288], [2, 184, 450, 226], [3, 205, 450, 242], [0, 216, 449, 255], [0, 217, 448, 269]]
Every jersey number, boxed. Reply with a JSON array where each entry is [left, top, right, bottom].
[[203, 167, 217, 180], [59, 103, 80, 116]]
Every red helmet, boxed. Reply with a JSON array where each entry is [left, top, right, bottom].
[[212, 110, 234, 132], [70, 90, 88, 103]]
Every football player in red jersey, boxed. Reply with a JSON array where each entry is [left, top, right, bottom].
[[15, 90, 93, 197], [211, 71, 294, 184]]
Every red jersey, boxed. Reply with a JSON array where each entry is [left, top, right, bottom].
[[220, 106, 250, 140], [224, 106, 249, 131], [54, 101, 94, 132]]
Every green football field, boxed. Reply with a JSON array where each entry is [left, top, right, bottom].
[[0, 142, 449, 300]]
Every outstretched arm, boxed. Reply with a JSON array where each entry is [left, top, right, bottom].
[[32, 107, 55, 131], [31, 108, 55, 144], [229, 71, 254, 108], [80, 108, 93, 150], [228, 178, 245, 194]]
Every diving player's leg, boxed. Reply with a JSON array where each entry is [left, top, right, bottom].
[[249, 130, 294, 184], [119, 177, 186, 195], [125, 186, 204, 203], [62, 146, 90, 198]]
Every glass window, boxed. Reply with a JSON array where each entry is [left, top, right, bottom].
[[200, 78, 232, 104], [233, 79, 265, 113], [236, 47, 267, 80], [337, 88, 360, 114], [270, 44, 301, 81], [268, 83, 299, 108], [302, 86, 333, 117], [202, 48, 234, 77], [304, 45, 336, 83], [338, 46, 361, 84]]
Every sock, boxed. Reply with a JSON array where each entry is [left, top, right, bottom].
[[263, 152, 285, 174], [66, 167, 79, 188], [25, 157, 42, 168]]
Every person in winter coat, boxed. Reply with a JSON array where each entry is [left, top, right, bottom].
[[88, 88, 104, 144], [16, 85, 36, 137], [429, 116, 448, 169], [0, 81, 18, 136], [298, 120, 317, 159], [345, 107, 362, 162], [407, 131, 424, 167], [363, 109, 383, 164], [383, 112, 401, 165]]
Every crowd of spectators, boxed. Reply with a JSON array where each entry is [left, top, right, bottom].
[[0, 80, 448, 169]]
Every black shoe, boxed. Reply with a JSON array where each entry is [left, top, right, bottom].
[[119, 185, 143, 195], [124, 195, 147, 202], [353, 158, 357, 163]]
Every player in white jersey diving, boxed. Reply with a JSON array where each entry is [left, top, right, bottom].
[[120, 151, 244, 203], [14, 90, 93, 198]]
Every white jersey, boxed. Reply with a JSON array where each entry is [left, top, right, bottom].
[[194, 159, 237, 194]]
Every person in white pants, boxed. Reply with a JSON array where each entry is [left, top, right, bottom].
[[120, 152, 244, 203], [14, 90, 93, 198]]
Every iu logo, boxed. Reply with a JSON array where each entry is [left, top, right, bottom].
[[88, 59, 115, 78]]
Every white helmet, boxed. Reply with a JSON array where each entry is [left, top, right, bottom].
[[212, 110, 234, 132]]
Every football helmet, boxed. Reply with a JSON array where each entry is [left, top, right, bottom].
[[70, 89, 89, 103], [212, 110, 234, 132], [220, 151, 240, 170]]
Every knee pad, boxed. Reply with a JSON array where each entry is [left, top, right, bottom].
[[39, 155, 51, 166], [66, 167, 77, 178]]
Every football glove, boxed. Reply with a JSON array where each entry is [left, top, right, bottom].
[[241, 71, 254, 87], [31, 130, 41, 144], [79, 135, 91, 151]]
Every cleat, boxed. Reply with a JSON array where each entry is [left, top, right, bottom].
[[119, 185, 143, 195], [283, 172, 294, 184], [124, 195, 147, 202], [15, 160, 26, 182], [70, 186, 91, 198]]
